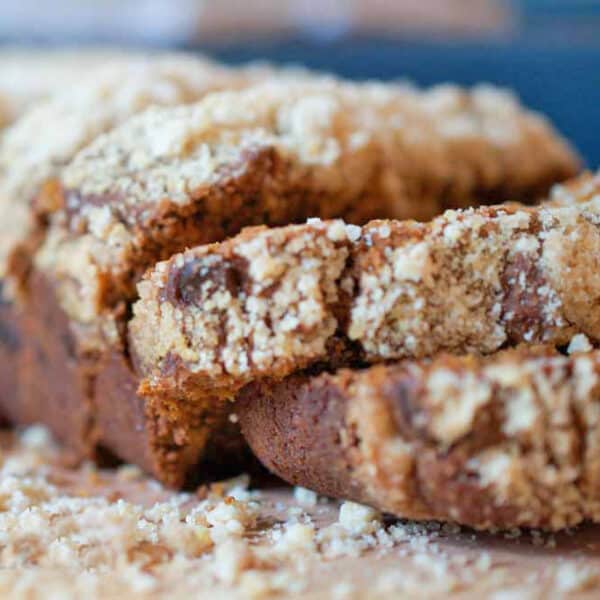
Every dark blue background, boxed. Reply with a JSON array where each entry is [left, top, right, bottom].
[[200, 37, 600, 168]]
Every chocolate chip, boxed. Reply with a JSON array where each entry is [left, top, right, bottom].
[[163, 258, 243, 306]]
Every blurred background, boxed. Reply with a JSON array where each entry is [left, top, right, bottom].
[[1, 0, 599, 164]]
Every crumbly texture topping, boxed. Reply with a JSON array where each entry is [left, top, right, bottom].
[[132, 174, 600, 400], [59, 79, 577, 214], [0, 53, 268, 279], [132, 220, 350, 398], [1, 426, 597, 599], [349, 198, 600, 359], [33, 77, 578, 325], [239, 345, 600, 531]]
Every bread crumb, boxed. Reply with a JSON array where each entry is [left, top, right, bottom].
[[275, 522, 316, 553], [206, 497, 256, 541], [476, 552, 492, 572], [338, 501, 381, 534], [567, 333, 593, 354], [331, 581, 356, 599], [294, 486, 318, 507], [213, 539, 253, 585], [116, 464, 144, 481], [2, 426, 599, 598], [555, 563, 598, 592]]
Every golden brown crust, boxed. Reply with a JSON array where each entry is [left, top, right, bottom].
[[131, 173, 600, 404], [239, 345, 600, 530]]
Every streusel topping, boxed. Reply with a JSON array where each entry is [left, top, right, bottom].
[[0, 53, 269, 279]]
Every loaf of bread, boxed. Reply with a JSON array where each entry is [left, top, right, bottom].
[[0, 58, 583, 489], [0, 53, 271, 456]]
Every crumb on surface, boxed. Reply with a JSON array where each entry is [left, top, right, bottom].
[[0, 427, 599, 599]]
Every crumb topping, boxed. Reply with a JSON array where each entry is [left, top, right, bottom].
[[59, 79, 577, 214], [567, 333, 594, 355], [349, 197, 600, 359], [240, 346, 600, 531], [392, 346, 600, 529], [131, 220, 350, 394], [32, 77, 578, 326], [0, 53, 269, 279]]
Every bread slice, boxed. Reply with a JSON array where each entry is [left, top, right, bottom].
[[239, 344, 600, 530], [132, 173, 600, 405], [0, 54, 270, 465]]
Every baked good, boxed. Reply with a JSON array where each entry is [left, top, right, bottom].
[[0, 53, 271, 283], [29, 79, 580, 302], [238, 344, 600, 530], [4, 76, 582, 486], [132, 173, 600, 406], [0, 53, 270, 439]]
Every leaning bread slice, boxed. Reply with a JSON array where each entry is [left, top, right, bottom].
[[0, 52, 269, 283], [238, 344, 600, 530], [131, 173, 600, 407]]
